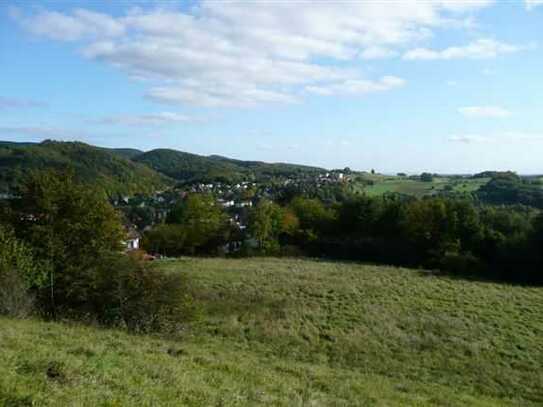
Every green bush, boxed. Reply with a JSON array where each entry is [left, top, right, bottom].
[[83, 253, 200, 332], [0, 226, 45, 318]]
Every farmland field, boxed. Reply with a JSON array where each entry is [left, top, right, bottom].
[[353, 174, 490, 197], [2, 257, 542, 406]]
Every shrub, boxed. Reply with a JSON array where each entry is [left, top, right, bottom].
[[0, 226, 45, 318], [7, 170, 124, 316], [85, 253, 199, 333]]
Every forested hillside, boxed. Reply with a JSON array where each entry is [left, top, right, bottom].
[[0, 141, 170, 196], [0, 141, 326, 193], [135, 149, 325, 183]]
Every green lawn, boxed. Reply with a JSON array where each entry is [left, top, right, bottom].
[[2, 257, 543, 406]]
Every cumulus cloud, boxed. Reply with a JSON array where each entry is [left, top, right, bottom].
[[0, 97, 47, 109], [96, 112, 197, 126], [20, 9, 124, 41], [359, 46, 398, 60], [13, 1, 497, 107], [458, 106, 512, 118], [404, 39, 527, 60]]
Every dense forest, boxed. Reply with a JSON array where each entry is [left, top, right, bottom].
[[0, 141, 170, 196], [0, 140, 325, 194], [143, 192, 543, 284], [134, 148, 325, 183]]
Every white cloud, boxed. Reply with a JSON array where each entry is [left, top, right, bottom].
[[14, 1, 495, 107], [96, 112, 197, 126], [526, 0, 543, 10], [20, 9, 124, 41], [306, 76, 405, 96], [359, 46, 397, 60], [404, 39, 526, 60], [458, 106, 512, 118]]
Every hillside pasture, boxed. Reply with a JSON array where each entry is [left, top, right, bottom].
[[354, 175, 490, 197], [1, 257, 542, 406]]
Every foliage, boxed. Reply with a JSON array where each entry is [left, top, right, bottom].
[[263, 193, 543, 283], [0, 226, 44, 317], [144, 193, 229, 255], [134, 148, 325, 183], [5, 171, 123, 316], [476, 173, 543, 208], [420, 172, 434, 182], [247, 199, 299, 253], [289, 197, 335, 239], [142, 224, 188, 256], [0, 140, 170, 196], [1, 170, 196, 331], [82, 253, 198, 332]]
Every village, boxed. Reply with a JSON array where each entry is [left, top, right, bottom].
[[114, 170, 351, 252]]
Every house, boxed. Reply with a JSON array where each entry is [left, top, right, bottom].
[[221, 200, 235, 208], [124, 228, 141, 251], [236, 201, 253, 208]]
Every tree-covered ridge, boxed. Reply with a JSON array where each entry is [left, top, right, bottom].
[[476, 172, 543, 208], [0, 140, 171, 196], [135, 149, 326, 183]]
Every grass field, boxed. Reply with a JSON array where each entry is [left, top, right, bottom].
[[2, 257, 543, 406], [353, 175, 490, 197]]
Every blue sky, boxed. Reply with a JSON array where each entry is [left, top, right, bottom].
[[1, 0, 543, 173]]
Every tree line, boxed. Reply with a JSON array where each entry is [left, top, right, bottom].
[[144, 191, 543, 284]]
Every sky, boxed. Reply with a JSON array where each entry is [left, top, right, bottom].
[[1, 0, 543, 174]]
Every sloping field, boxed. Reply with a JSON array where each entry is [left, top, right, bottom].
[[1, 257, 542, 406]]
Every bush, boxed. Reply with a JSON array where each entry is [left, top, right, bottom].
[[0, 226, 45, 318], [83, 253, 199, 333]]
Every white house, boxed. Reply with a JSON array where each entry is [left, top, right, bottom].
[[124, 228, 141, 251]]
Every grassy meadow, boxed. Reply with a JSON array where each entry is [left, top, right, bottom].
[[353, 174, 490, 197], [2, 257, 543, 406]]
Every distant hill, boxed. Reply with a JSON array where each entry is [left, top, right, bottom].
[[0, 140, 170, 196], [135, 149, 325, 183], [0, 140, 326, 194], [472, 171, 518, 179], [208, 155, 325, 178], [105, 148, 144, 160], [134, 149, 243, 183]]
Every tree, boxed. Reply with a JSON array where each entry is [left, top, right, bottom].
[[289, 197, 335, 241], [248, 200, 284, 250], [7, 170, 124, 315], [164, 193, 228, 254], [403, 198, 458, 263], [420, 172, 434, 182], [142, 224, 187, 256]]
